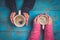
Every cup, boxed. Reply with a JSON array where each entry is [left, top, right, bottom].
[[39, 15, 48, 30], [14, 10, 25, 27]]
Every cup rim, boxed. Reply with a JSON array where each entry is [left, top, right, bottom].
[[14, 15, 25, 27], [39, 15, 48, 25]]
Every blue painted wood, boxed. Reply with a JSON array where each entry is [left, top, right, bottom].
[[0, 0, 60, 40]]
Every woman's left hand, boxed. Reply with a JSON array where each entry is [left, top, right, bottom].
[[23, 13, 29, 26]]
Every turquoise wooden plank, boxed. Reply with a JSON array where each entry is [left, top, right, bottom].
[[0, 0, 60, 40]]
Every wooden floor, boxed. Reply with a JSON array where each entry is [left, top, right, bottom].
[[0, 0, 60, 40]]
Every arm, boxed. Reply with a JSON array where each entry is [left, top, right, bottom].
[[21, 0, 35, 25], [28, 23, 40, 40], [21, 0, 35, 14], [44, 14, 54, 40], [5, 0, 17, 24], [44, 24, 54, 40], [5, 0, 17, 12], [28, 14, 42, 40]]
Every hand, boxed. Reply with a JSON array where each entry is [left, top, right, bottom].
[[34, 14, 42, 24], [45, 14, 52, 25], [10, 12, 16, 24], [23, 12, 29, 26]]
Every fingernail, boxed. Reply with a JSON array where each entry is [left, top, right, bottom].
[[44, 13, 46, 15], [26, 24, 28, 26]]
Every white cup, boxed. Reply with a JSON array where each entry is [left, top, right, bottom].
[[14, 10, 25, 27], [39, 15, 48, 30]]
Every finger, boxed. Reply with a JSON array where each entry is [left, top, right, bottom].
[[39, 14, 42, 17], [10, 14, 14, 24], [37, 15, 40, 19], [10, 16, 14, 24], [34, 15, 40, 23], [44, 13, 49, 17], [23, 13, 29, 18], [11, 18, 14, 24], [49, 16, 52, 21], [10, 12, 14, 19], [10, 17, 12, 23], [12, 12, 16, 17], [34, 16, 38, 23], [45, 14, 50, 20], [10, 14, 12, 22], [11, 12, 13, 16], [26, 19, 28, 26], [24, 15, 29, 20], [44, 14, 49, 19], [12, 12, 16, 24]]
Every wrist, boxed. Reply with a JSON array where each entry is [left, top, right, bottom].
[[46, 24, 52, 27], [11, 11, 16, 13], [46, 23, 52, 25], [33, 23, 40, 26]]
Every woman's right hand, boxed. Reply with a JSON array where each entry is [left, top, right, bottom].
[[34, 14, 42, 24], [45, 14, 52, 25], [10, 12, 16, 24]]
